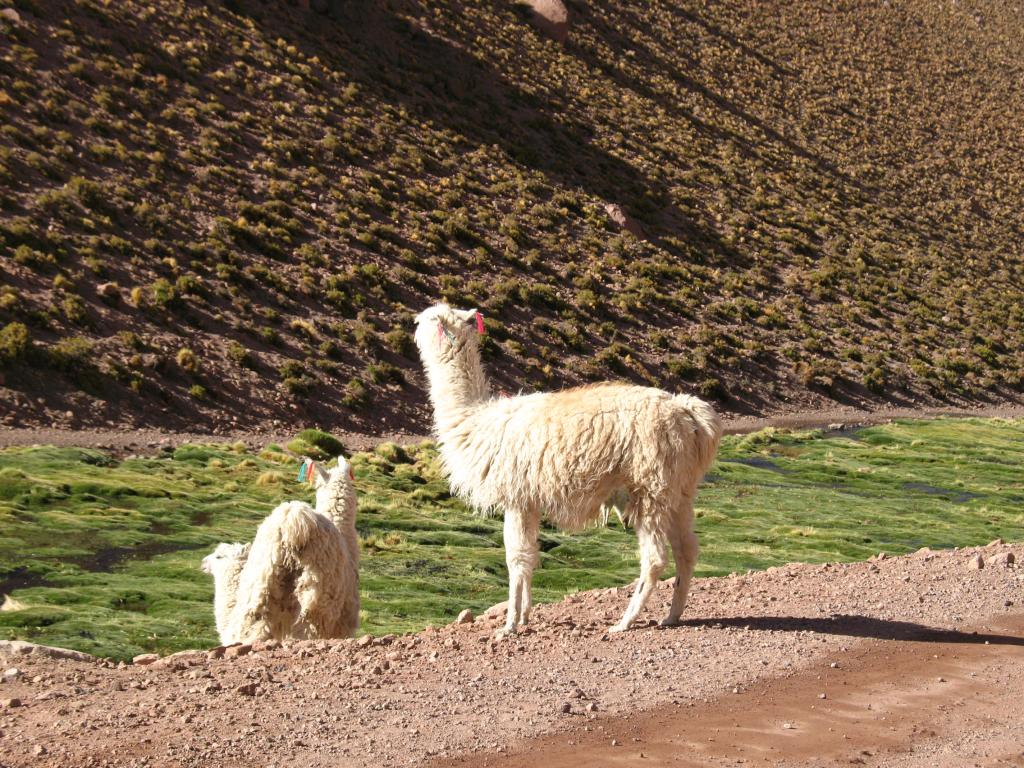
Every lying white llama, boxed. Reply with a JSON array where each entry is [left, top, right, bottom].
[[201, 456, 359, 644], [414, 304, 722, 634]]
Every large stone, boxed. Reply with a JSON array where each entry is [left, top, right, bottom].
[[987, 552, 1015, 568], [223, 643, 252, 659], [455, 609, 475, 625], [0, 641, 96, 663], [521, 0, 570, 43], [604, 203, 644, 238], [482, 601, 508, 620]]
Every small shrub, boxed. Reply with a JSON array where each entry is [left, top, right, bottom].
[[226, 341, 253, 368], [287, 428, 346, 460], [48, 336, 94, 371], [188, 384, 207, 399], [342, 377, 369, 409], [150, 278, 179, 309], [697, 377, 724, 399], [864, 367, 887, 394], [375, 442, 410, 464], [256, 470, 286, 486], [61, 294, 89, 326], [0, 322, 30, 365], [176, 348, 199, 373]]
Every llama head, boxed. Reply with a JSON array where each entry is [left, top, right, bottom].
[[201, 542, 250, 576], [313, 454, 354, 496], [414, 303, 481, 365]]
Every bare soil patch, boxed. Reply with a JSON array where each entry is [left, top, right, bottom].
[[0, 544, 1021, 767]]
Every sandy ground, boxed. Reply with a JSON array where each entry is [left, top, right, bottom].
[[0, 543, 1021, 767], [2, 404, 1023, 456]]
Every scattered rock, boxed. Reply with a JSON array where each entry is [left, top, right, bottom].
[[235, 682, 259, 696], [818, 692, 827, 699], [34, 690, 68, 701], [482, 602, 508, 620], [356, 635, 374, 648], [224, 644, 252, 659], [987, 552, 1015, 567], [203, 681, 222, 694], [455, 609, 475, 625], [559, 702, 571, 713], [987, 538, 1005, 548], [603, 203, 644, 238], [0, 641, 96, 662], [967, 554, 985, 570], [153, 650, 207, 668], [782, 722, 794, 729], [96, 282, 121, 304], [519, 0, 570, 43], [1, 698, 21, 708], [0, 8, 21, 24], [2, 668, 22, 683], [586, 702, 599, 712], [206, 647, 226, 661], [132, 654, 160, 666], [32, 744, 46, 756]]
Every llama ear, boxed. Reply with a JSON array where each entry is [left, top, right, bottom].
[[337, 454, 354, 481], [454, 307, 478, 324], [311, 460, 331, 487]]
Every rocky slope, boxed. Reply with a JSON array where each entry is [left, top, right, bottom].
[[1, 0, 1023, 433]]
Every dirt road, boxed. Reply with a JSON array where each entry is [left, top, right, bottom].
[[451, 615, 1024, 768], [0, 544, 1021, 767], [2, 404, 1023, 456]]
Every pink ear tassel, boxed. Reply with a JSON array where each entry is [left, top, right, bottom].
[[475, 311, 485, 335], [437, 320, 444, 342]]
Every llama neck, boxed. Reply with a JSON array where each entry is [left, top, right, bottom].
[[213, 562, 244, 639], [426, 342, 490, 432], [316, 485, 359, 563]]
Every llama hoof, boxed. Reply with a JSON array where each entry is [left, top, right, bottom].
[[495, 626, 518, 639], [659, 617, 682, 628], [608, 622, 631, 634]]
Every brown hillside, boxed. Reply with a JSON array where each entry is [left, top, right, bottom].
[[0, 0, 1022, 433]]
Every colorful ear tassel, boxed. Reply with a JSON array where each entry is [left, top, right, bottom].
[[437, 319, 455, 344], [476, 311, 485, 335], [297, 458, 310, 483]]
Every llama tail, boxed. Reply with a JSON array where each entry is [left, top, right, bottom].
[[673, 393, 724, 472], [271, 500, 323, 554]]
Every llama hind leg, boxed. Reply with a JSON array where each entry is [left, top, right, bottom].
[[501, 509, 539, 635], [610, 514, 668, 633], [662, 501, 699, 626]]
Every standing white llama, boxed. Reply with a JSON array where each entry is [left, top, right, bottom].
[[201, 456, 360, 644], [414, 304, 722, 634]]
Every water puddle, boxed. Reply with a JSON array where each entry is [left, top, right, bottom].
[[720, 457, 788, 472], [901, 482, 982, 504], [1, 541, 208, 599]]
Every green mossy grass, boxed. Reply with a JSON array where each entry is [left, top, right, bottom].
[[1, 418, 1022, 660]]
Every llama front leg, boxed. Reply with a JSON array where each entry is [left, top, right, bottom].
[[662, 501, 699, 626], [610, 516, 667, 633], [501, 509, 539, 635]]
